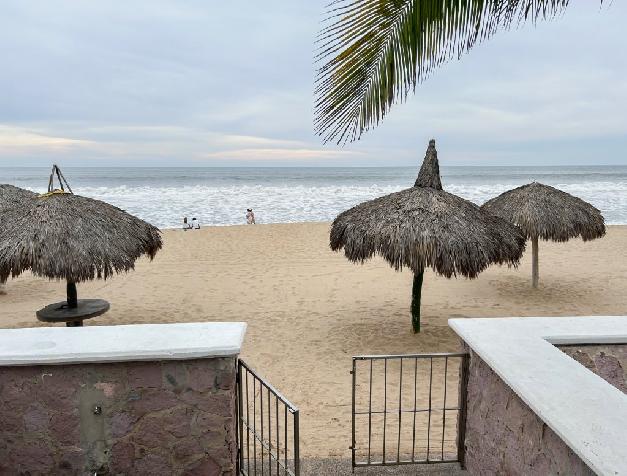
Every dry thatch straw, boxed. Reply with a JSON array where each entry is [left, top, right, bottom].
[[0, 172, 162, 285], [0, 184, 37, 211], [481, 182, 605, 242], [482, 182, 605, 288], [331, 140, 525, 278], [0, 185, 37, 295], [330, 140, 526, 332]]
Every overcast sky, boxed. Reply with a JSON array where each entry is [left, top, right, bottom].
[[0, 1, 625, 167]]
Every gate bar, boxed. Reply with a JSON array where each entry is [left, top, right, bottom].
[[351, 357, 356, 468], [354, 352, 468, 360], [457, 353, 470, 468], [237, 362, 244, 474]]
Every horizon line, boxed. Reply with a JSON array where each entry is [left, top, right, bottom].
[[0, 164, 625, 169]]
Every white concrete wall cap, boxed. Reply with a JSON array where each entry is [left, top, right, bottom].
[[0, 322, 247, 365], [449, 316, 627, 476]]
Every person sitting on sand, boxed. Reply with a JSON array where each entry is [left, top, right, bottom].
[[246, 208, 255, 225], [183, 216, 190, 230], [191, 217, 200, 229]]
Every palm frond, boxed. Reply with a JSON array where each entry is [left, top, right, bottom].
[[314, 0, 572, 144]]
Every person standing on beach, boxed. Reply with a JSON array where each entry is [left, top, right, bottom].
[[246, 209, 256, 225], [183, 216, 189, 230]]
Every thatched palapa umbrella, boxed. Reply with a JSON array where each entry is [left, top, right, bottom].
[[0, 165, 162, 326], [482, 182, 605, 288], [330, 140, 526, 332]]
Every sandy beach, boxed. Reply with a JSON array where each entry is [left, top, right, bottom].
[[1, 223, 626, 458]]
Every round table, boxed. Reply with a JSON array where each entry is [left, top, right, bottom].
[[36, 299, 110, 327]]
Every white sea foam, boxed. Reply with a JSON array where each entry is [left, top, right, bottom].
[[74, 184, 406, 228], [6, 166, 626, 228], [76, 179, 627, 229]]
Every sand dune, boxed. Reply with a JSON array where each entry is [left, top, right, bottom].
[[1, 223, 626, 457]]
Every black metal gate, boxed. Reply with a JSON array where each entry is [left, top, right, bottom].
[[236, 360, 300, 476], [351, 353, 469, 470]]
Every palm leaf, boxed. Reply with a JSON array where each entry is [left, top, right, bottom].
[[314, 0, 573, 144]]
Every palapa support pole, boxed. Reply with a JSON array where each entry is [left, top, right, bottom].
[[66, 281, 82, 327], [411, 270, 424, 333], [531, 236, 539, 289], [66, 282, 78, 308]]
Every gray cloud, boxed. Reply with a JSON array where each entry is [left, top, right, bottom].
[[0, 0, 625, 166]]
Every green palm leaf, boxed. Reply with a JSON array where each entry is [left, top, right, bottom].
[[314, 0, 573, 144]]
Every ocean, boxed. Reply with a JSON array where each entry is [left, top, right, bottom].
[[1, 166, 626, 228]]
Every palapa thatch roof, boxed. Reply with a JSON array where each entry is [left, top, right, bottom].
[[330, 140, 526, 278], [481, 182, 606, 242], [0, 184, 37, 211], [0, 190, 162, 283]]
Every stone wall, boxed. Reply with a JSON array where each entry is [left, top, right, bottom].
[[463, 350, 594, 476], [0, 357, 237, 475], [560, 344, 626, 394]]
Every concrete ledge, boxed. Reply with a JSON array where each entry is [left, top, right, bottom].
[[449, 316, 627, 476], [0, 322, 247, 365]]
